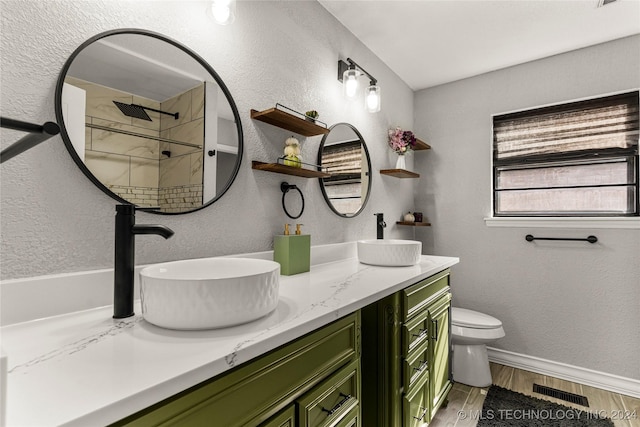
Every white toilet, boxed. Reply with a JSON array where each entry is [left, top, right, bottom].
[[451, 307, 505, 387]]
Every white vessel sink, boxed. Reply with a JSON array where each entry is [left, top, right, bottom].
[[357, 239, 422, 266], [139, 258, 280, 330]]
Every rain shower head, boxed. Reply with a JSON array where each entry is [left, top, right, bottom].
[[113, 101, 152, 121], [112, 101, 179, 122]]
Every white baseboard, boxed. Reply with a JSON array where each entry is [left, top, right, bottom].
[[487, 347, 640, 399]]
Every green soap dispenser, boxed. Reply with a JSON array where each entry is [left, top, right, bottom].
[[274, 224, 310, 275]]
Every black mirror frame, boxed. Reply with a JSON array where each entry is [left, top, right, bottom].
[[317, 123, 372, 218], [54, 28, 243, 215]]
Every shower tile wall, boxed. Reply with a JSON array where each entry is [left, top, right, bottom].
[[158, 84, 204, 213], [63, 78, 206, 211], [66, 76, 161, 207]]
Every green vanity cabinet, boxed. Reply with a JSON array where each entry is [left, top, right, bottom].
[[403, 369, 429, 427], [296, 359, 360, 427], [111, 312, 360, 427], [333, 407, 360, 427], [261, 406, 296, 427], [428, 292, 452, 417], [362, 269, 452, 427]]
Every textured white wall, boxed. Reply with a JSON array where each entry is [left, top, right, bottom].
[[414, 35, 640, 380], [0, 1, 417, 280]]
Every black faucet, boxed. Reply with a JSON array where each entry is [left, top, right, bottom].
[[113, 204, 174, 319], [375, 213, 386, 239]]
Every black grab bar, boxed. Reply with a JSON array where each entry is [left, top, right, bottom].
[[525, 234, 598, 244], [1, 117, 60, 164]]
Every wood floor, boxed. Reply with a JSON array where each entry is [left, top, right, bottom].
[[429, 363, 640, 427]]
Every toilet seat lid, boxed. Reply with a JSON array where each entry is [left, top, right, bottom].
[[452, 307, 502, 329]]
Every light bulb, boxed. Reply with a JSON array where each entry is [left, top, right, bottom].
[[343, 68, 359, 99], [211, 0, 235, 25], [365, 85, 381, 113]]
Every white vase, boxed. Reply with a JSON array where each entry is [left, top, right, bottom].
[[395, 155, 406, 170]]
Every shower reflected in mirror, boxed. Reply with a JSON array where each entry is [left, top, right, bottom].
[[55, 29, 243, 214]]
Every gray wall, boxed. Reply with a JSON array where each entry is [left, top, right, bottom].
[[414, 35, 640, 380], [0, 1, 416, 280]]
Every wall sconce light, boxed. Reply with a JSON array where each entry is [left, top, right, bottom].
[[210, 0, 236, 25], [338, 58, 381, 113], [365, 84, 381, 113]]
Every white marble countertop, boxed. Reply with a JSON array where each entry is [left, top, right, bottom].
[[1, 251, 458, 426]]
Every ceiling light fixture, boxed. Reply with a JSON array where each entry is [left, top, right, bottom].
[[338, 58, 381, 113], [211, 0, 236, 25]]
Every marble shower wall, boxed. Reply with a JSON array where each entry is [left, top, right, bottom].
[[65, 76, 161, 206], [159, 84, 205, 212]]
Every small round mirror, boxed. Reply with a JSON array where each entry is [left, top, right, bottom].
[[55, 29, 243, 214], [317, 123, 372, 217]]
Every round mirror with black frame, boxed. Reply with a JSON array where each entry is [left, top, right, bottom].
[[54, 29, 243, 214], [317, 123, 372, 217]]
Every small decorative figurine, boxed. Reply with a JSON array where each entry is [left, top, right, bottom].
[[284, 136, 302, 168], [403, 212, 415, 223]]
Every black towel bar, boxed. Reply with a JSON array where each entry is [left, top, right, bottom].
[[525, 234, 598, 244]]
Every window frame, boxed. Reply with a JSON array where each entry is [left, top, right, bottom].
[[490, 90, 639, 219]]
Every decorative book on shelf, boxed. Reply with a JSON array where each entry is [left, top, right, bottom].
[[250, 104, 329, 137], [396, 221, 431, 226]]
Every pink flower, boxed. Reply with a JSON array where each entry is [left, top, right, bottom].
[[388, 127, 415, 154]]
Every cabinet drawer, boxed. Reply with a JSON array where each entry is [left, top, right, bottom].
[[113, 313, 359, 427], [297, 359, 360, 427], [403, 371, 430, 427], [333, 405, 360, 427], [403, 340, 429, 389], [260, 405, 295, 427], [402, 309, 429, 355], [402, 269, 450, 320]]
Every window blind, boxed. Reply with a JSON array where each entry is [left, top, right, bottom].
[[493, 91, 639, 217], [494, 92, 639, 160]]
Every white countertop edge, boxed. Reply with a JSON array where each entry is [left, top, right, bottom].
[[2, 252, 458, 426]]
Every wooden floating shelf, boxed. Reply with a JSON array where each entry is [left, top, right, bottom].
[[397, 221, 431, 227], [250, 108, 330, 137], [414, 138, 431, 151], [252, 161, 330, 178], [380, 169, 420, 179]]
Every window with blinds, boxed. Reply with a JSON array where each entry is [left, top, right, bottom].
[[493, 91, 639, 216]]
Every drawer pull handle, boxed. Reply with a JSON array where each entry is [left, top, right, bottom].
[[412, 329, 427, 339], [432, 319, 439, 341], [321, 393, 351, 416], [412, 361, 428, 373], [413, 406, 428, 421]]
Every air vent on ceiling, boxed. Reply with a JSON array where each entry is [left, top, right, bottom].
[[597, 0, 618, 7], [533, 383, 590, 407]]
